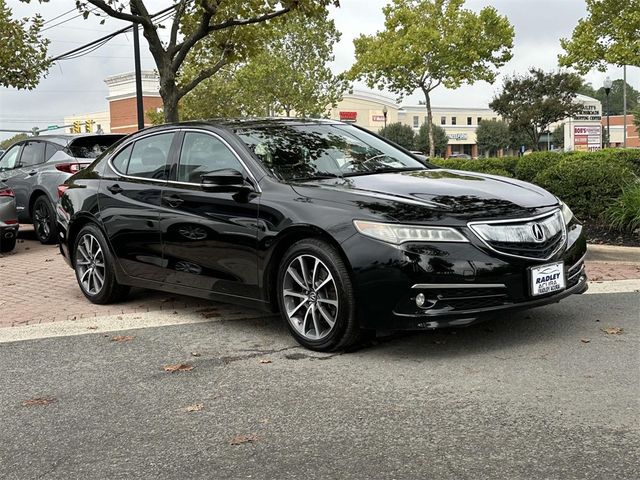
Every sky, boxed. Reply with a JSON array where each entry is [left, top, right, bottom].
[[1, 0, 638, 142]]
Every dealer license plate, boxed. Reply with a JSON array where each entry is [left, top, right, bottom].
[[530, 261, 565, 296]]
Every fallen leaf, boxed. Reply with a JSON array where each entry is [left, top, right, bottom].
[[601, 327, 624, 335], [184, 403, 204, 412], [191, 352, 201, 357], [230, 434, 257, 445], [580, 338, 590, 343], [163, 363, 194, 372], [23, 396, 55, 406], [87, 326, 98, 330], [111, 335, 134, 342], [259, 359, 272, 364], [44, 258, 54, 262]]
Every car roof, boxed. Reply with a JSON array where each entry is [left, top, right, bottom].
[[13, 134, 123, 147]]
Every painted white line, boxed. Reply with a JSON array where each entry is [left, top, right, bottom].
[[586, 279, 640, 295], [0, 307, 267, 344]]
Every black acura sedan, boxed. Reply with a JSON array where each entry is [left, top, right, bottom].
[[57, 119, 587, 351]]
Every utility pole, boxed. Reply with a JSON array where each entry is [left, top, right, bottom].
[[623, 65, 627, 148], [132, 24, 145, 131]]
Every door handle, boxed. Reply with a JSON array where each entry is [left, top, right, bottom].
[[27, 169, 37, 176], [107, 184, 124, 194], [163, 195, 184, 208]]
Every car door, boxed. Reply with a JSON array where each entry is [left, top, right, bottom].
[[10, 140, 46, 217], [98, 131, 179, 282], [159, 129, 261, 299]]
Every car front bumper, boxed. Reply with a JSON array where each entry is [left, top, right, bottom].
[[342, 222, 588, 330]]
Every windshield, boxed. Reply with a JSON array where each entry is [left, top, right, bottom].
[[235, 123, 427, 181]]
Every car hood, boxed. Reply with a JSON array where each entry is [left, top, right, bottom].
[[291, 169, 559, 222]]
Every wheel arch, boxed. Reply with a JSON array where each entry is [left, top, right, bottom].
[[263, 225, 353, 312], [66, 213, 108, 265], [28, 188, 52, 218]]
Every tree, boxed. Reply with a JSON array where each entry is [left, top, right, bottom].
[[182, 9, 348, 119], [0, 133, 28, 150], [0, 0, 49, 89], [490, 69, 583, 151], [552, 124, 564, 149], [633, 107, 640, 131], [476, 120, 510, 156], [415, 123, 448, 156], [349, 0, 513, 157], [29, 0, 337, 123], [585, 79, 639, 116], [559, 0, 640, 72], [378, 123, 416, 150]]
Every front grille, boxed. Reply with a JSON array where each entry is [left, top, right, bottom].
[[469, 210, 567, 260]]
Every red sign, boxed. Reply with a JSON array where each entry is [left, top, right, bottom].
[[339, 111, 357, 121]]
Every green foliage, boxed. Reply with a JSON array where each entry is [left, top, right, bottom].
[[606, 183, 640, 232], [378, 122, 416, 151], [431, 157, 517, 177], [514, 152, 564, 183], [552, 124, 564, 149], [535, 157, 635, 220], [415, 123, 448, 156], [0, 133, 28, 150], [633, 107, 640, 131], [490, 69, 583, 150], [349, 0, 513, 157], [0, 0, 49, 89], [578, 79, 639, 116], [476, 120, 511, 156], [559, 0, 640, 72]]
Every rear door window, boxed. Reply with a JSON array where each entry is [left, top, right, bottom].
[[127, 133, 175, 180], [0, 145, 22, 172], [19, 141, 46, 168], [177, 132, 243, 183]]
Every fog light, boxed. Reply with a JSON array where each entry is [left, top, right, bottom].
[[415, 293, 426, 308]]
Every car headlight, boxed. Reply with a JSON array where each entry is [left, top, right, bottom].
[[353, 220, 468, 244], [560, 201, 574, 225]]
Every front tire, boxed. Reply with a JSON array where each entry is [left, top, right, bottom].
[[73, 224, 129, 304], [32, 196, 58, 244], [277, 239, 362, 352]]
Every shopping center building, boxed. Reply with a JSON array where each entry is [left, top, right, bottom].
[[330, 90, 498, 157]]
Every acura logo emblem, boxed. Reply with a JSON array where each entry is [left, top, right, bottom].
[[531, 223, 545, 242]]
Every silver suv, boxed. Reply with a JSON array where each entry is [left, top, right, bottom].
[[0, 134, 124, 244]]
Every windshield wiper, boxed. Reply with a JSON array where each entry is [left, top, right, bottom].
[[343, 167, 424, 177], [290, 173, 343, 181]]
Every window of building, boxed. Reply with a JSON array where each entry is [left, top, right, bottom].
[[467, 117, 472, 125], [440, 116, 446, 125], [477, 117, 482, 124], [451, 117, 457, 126], [178, 132, 243, 183], [492, 117, 497, 121], [127, 133, 175, 180], [413, 116, 419, 128]]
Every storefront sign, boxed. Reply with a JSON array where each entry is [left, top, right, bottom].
[[573, 104, 602, 121], [339, 111, 357, 122], [447, 133, 468, 141], [372, 115, 385, 122], [573, 125, 602, 151]]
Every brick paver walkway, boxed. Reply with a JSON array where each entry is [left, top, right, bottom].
[[1, 226, 638, 329]]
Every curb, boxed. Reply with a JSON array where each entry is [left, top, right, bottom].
[[586, 244, 640, 264]]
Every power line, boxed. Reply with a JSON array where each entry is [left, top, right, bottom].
[[41, 7, 100, 33], [42, 7, 77, 25]]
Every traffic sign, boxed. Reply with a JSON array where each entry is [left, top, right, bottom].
[[47, 125, 59, 130]]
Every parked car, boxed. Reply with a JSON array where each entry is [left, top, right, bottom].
[[448, 153, 472, 159], [0, 181, 19, 253], [0, 134, 124, 244], [57, 119, 587, 351]]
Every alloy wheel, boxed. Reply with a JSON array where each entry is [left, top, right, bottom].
[[282, 254, 339, 341], [75, 233, 106, 296], [34, 201, 51, 240]]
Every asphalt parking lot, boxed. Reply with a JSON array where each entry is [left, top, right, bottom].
[[1, 289, 639, 479]]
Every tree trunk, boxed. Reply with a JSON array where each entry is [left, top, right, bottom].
[[422, 88, 435, 158], [160, 75, 180, 124]]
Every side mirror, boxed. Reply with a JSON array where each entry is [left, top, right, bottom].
[[201, 168, 248, 191]]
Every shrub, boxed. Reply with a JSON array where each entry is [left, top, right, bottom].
[[535, 157, 636, 220], [514, 151, 564, 182], [606, 182, 640, 232]]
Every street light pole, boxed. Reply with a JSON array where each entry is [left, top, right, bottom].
[[132, 24, 145, 131], [382, 105, 388, 130], [603, 76, 612, 148]]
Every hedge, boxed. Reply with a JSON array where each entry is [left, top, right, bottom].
[[430, 149, 640, 225]]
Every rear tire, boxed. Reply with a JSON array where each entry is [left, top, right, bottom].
[[32, 196, 58, 244], [277, 239, 364, 352], [73, 224, 130, 304], [0, 234, 16, 253]]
